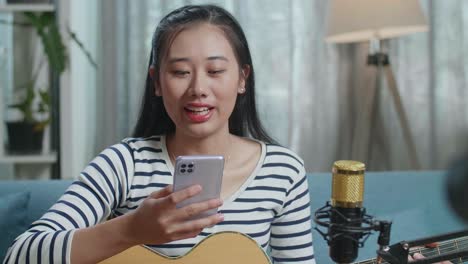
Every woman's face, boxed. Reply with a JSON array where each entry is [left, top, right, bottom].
[[154, 23, 248, 139]]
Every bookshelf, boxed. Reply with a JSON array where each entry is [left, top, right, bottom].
[[0, 2, 58, 180]]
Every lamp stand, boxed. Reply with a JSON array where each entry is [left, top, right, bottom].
[[351, 51, 421, 169]]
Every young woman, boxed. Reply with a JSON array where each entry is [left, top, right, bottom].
[[4, 5, 314, 264]]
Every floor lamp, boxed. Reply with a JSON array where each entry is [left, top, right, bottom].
[[326, 0, 429, 169]]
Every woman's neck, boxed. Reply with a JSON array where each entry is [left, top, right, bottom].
[[166, 131, 234, 159]]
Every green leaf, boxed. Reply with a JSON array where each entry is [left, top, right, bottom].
[[23, 12, 67, 74], [38, 90, 50, 113]]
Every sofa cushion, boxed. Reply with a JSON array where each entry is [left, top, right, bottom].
[[0, 191, 30, 260], [0, 180, 73, 225]]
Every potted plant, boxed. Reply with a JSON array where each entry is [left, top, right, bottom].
[[3, 11, 96, 153], [6, 80, 50, 153]]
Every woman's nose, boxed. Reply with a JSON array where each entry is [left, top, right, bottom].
[[189, 72, 208, 98]]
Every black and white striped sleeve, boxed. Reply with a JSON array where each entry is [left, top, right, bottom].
[[3, 142, 134, 264], [270, 164, 315, 264]]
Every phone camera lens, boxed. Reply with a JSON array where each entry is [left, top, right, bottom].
[[188, 164, 194, 168], [187, 169, 193, 173], [181, 164, 187, 168], [180, 169, 186, 173]]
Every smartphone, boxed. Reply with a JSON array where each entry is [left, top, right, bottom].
[[173, 155, 224, 219]]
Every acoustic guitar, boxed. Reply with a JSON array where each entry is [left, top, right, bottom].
[[354, 236, 468, 264], [99, 231, 272, 264]]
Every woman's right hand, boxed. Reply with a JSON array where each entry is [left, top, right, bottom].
[[123, 184, 224, 245]]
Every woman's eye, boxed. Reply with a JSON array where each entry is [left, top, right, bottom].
[[208, 69, 226, 75], [173, 70, 190, 77]]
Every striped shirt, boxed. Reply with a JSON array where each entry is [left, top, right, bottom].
[[4, 135, 315, 264]]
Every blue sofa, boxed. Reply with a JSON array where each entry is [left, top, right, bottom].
[[0, 171, 466, 263]]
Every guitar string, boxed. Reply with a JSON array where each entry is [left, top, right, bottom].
[[423, 239, 468, 255], [455, 240, 465, 263], [408, 238, 468, 255], [407, 238, 468, 263], [355, 237, 468, 264]]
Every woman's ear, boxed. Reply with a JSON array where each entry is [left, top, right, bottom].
[[149, 66, 162, 96], [238, 65, 251, 93]]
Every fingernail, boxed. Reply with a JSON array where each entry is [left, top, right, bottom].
[[218, 214, 224, 221]]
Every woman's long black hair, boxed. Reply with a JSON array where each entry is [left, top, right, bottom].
[[132, 4, 276, 144]]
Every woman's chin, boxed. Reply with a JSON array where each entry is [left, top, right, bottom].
[[177, 123, 228, 139]]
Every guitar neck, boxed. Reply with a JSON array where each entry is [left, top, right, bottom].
[[355, 237, 468, 264]]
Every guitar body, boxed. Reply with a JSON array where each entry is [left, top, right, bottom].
[[99, 231, 272, 264]]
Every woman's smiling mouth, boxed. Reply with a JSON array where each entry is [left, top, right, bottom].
[[184, 104, 214, 122]]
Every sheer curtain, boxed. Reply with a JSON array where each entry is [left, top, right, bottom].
[[96, 0, 468, 172]]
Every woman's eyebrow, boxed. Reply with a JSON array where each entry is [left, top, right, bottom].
[[167, 56, 228, 63], [168, 57, 190, 64], [207, 56, 228, 62]]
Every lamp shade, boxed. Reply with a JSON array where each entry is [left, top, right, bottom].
[[326, 0, 429, 43]]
